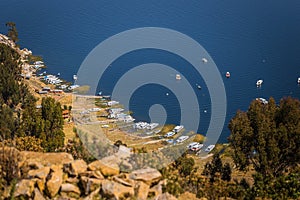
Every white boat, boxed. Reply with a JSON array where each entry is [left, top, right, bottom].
[[191, 143, 203, 152], [187, 142, 203, 152], [164, 131, 176, 138], [202, 58, 208, 63], [176, 135, 189, 143], [187, 142, 199, 149], [256, 79, 263, 87], [73, 74, 77, 80], [173, 125, 184, 133], [226, 72, 230, 78], [204, 144, 215, 152], [175, 74, 181, 80], [68, 84, 80, 90], [298, 77, 300, 84]]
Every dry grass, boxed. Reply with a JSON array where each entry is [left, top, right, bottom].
[[63, 122, 76, 143]]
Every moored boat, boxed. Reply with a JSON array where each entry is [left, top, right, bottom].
[[202, 58, 208, 63], [226, 72, 230, 78], [256, 79, 263, 87]]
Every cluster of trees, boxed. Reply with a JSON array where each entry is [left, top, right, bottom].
[[203, 153, 232, 183], [0, 39, 64, 152], [228, 97, 300, 198]]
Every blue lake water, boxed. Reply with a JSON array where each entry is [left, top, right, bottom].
[[1, 0, 300, 142]]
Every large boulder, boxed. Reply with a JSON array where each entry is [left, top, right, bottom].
[[28, 166, 50, 179], [101, 180, 134, 199], [14, 179, 35, 198], [88, 156, 120, 176], [64, 159, 87, 176], [21, 151, 73, 167], [60, 183, 81, 198], [129, 168, 162, 185], [46, 165, 63, 198]]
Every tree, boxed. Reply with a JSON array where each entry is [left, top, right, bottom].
[[5, 22, 18, 43], [40, 97, 65, 151], [203, 153, 231, 183], [229, 97, 300, 178], [221, 163, 232, 181]]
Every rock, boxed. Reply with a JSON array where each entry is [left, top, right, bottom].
[[36, 179, 46, 193], [34, 188, 46, 200], [116, 145, 132, 159], [157, 193, 178, 200], [129, 168, 162, 185], [80, 176, 103, 195], [14, 179, 35, 198], [101, 180, 134, 199], [21, 151, 74, 167], [27, 166, 50, 193], [113, 174, 134, 187], [64, 159, 87, 176], [66, 177, 80, 184], [88, 156, 120, 176], [135, 181, 150, 200], [46, 165, 63, 198], [28, 167, 50, 179], [79, 170, 104, 179], [83, 188, 100, 200], [149, 180, 165, 198], [60, 183, 81, 197]]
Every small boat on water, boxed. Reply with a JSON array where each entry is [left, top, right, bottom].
[[176, 74, 181, 80], [256, 79, 263, 87], [196, 84, 201, 90], [73, 74, 77, 81], [202, 58, 208, 63], [298, 77, 300, 84], [226, 72, 230, 78]]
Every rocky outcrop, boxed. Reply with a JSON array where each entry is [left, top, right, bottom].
[[7, 149, 175, 199]]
